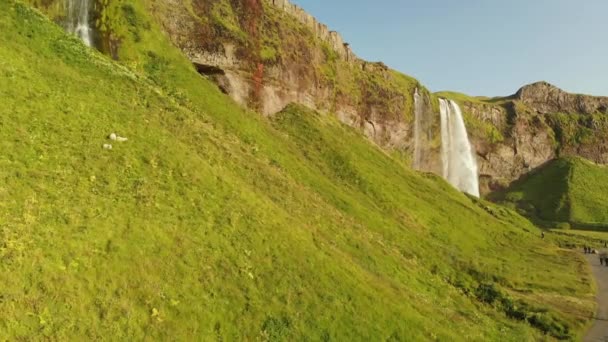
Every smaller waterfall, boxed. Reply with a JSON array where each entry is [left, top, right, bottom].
[[412, 88, 423, 170], [439, 99, 479, 197], [65, 0, 93, 47]]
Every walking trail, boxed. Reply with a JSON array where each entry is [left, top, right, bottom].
[[585, 254, 608, 342]]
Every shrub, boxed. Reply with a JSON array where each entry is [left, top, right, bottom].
[[475, 283, 501, 305]]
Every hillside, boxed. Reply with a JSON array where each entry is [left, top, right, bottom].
[[24, 0, 608, 197], [492, 157, 608, 228], [27, 0, 432, 149], [0, 1, 597, 340]]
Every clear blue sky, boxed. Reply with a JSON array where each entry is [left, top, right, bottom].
[[291, 0, 608, 97]]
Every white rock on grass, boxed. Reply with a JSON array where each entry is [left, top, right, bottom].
[[103, 144, 113, 150], [109, 133, 128, 142]]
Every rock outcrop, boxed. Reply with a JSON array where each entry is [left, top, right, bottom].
[[515, 81, 608, 115], [461, 82, 608, 193], [153, 0, 422, 152], [269, 0, 356, 62]]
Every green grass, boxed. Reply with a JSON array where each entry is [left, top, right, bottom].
[[548, 112, 608, 147], [491, 159, 572, 223], [493, 157, 608, 228], [551, 229, 608, 243], [0, 1, 597, 340], [434, 91, 509, 105], [547, 230, 608, 259]]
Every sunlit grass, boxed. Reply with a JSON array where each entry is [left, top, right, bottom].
[[0, 1, 597, 340], [493, 157, 608, 228]]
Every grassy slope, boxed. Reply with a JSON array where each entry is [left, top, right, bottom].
[[0, 1, 595, 340], [491, 159, 572, 223], [435, 91, 500, 105], [550, 229, 608, 248], [493, 157, 608, 227], [569, 159, 608, 226]]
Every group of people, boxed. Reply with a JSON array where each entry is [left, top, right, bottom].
[[584, 244, 608, 266]]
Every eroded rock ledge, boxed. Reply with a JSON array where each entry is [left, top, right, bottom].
[[515, 81, 608, 115]]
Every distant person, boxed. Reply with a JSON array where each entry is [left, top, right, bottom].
[[541, 232, 545, 239]]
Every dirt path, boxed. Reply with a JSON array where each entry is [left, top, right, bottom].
[[585, 254, 608, 342]]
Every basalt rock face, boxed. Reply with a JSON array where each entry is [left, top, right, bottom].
[[461, 82, 608, 194], [149, 0, 422, 151], [464, 100, 556, 194], [515, 81, 608, 115], [128, 1, 608, 195], [153, 0, 608, 194]]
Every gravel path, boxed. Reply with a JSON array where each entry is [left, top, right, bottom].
[[585, 254, 608, 342]]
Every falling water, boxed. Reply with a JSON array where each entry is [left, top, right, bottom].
[[412, 88, 423, 170], [65, 0, 93, 47], [439, 99, 479, 197]]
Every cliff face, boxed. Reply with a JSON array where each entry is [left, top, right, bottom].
[[24, 0, 432, 162], [25, 0, 608, 196], [515, 81, 608, 115], [463, 99, 556, 194], [462, 82, 608, 194], [150, 0, 426, 151], [155, 1, 608, 194]]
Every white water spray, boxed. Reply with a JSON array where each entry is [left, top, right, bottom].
[[412, 88, 423, 170], [439, 99, 479, 197], [65, 0, 93, 47]]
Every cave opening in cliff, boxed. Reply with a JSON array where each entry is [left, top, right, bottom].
[[193, 62, 226, 76], [193, 62, 230, 94]]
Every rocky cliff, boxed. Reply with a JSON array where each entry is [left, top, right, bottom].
[[151, 1, 608, 195], [460, 82, 608, 194], [147, 0, 429, 152], [25, 0, 608, 196], [515, 81, 608, 115]]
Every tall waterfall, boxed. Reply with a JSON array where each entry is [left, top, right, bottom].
[[65, 0, 93, 47], [439, 99, 479, 197], [412, 88, 423, 170]]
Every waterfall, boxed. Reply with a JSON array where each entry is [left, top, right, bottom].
[[65, 0, 93, 47], [439, 99, 479, 197], [412, 88, 423, 170]]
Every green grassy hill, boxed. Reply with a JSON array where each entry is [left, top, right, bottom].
[[492, 157, 608, 228], [0, 1, 596, 340]]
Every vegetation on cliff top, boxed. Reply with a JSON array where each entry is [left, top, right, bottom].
[[434, 91, 509, 105], [0, 0, 597, 340]]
